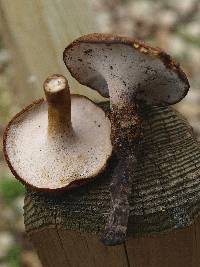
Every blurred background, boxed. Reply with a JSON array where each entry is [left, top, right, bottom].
[[0, 0, 200, 266]]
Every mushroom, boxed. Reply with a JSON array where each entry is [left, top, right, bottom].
[[63, 33, 190, 245], [3, 74, 112, 191]]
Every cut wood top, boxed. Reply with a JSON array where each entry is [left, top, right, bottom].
[[24, 103, 200, 237]]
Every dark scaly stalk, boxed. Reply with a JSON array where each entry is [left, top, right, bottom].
[[102, 103, 141, 245]]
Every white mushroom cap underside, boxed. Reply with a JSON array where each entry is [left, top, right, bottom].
[[65, 43, 188, 105], [5, 96, 112, 189]]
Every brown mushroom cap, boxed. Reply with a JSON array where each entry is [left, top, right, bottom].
[[63, 33, 189, 106], [4, 75, 112, 191]]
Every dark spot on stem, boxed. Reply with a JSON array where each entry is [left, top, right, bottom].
[[123, 80, 126, 87]]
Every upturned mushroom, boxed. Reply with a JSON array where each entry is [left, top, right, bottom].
[[63, 33, 190, 245], [3, 74, 112, 191]]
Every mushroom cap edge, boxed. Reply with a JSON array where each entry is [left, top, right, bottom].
[[3, 96, 112, 192]]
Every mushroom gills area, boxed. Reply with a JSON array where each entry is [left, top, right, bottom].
[[6, 96, 111, 189], [65, 43, 187, 105]]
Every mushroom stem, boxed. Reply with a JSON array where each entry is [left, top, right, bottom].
[[111, 103, 141, 150], [102, 103, 141, 245], [43, 74, 72, 137]]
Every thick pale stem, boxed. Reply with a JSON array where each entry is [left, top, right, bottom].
[[43, 74, 72, 137]]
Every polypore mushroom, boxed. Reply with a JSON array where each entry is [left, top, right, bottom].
[[3, 74, 112, 191], [63, 33, 190, 245]]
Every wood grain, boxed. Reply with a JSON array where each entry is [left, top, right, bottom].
[[28, 219, 200, 267], [24, 106, 200, 236], [24, 105, 200, 267], [126, 223, 195, 267], [0, 0, 103, 103], [29, 229, 129, 267]]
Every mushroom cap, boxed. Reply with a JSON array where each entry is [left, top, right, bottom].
[[3, 95, 112, 191], [63, 33, 190, 105]]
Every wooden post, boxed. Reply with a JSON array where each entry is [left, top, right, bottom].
[[26, 220, 200, 267], [24, 105, 200, 267], [0, 0, 103, 104]]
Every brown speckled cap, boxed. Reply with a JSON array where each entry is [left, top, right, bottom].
[[63, 33, 189, 106], [3, 75, 112, 191]]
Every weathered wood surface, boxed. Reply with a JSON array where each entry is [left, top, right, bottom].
[[125, 219, 200, 267], [24, 105, 200, 267], [30, 229, 129, 267], [24, 106, 200, 235], [28, 218, 200, 267], [0, 0, 103, 104]]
